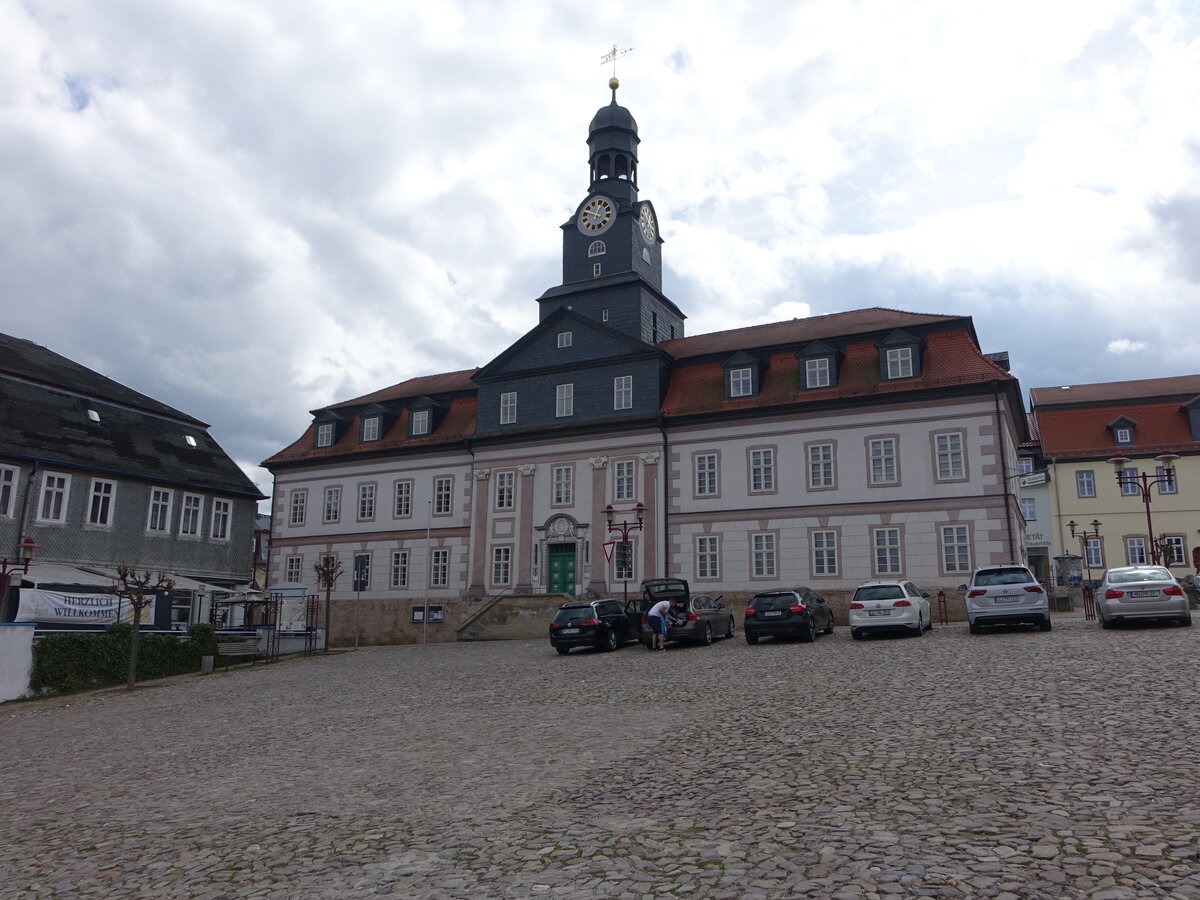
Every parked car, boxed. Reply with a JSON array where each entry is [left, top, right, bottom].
[[1096, 565, 1191, 628], [638, 578, 735, 647], [848, 580, 932, 639], [960, 565, 1050, 633], [548, 599, 636, 654], [744, 587, 834, 644]]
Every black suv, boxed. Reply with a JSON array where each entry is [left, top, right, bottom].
[[549, 599, 635, 654], [744, 587, 835, 644]]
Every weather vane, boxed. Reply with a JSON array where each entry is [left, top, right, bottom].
[[601, 44, 632, 78]]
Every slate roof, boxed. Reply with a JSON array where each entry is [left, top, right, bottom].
[[0, 334, 262, 498]]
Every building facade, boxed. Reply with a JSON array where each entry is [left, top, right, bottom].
[[0, 334, 264, 628], [1032, 375, 1200, 580], [264, 85, 1029, 643]]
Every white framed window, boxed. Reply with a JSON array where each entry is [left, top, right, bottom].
[[36, 472, 70, 523], [1114, 426, 1132, 444], [695, 453, 718, 496], [697, 535, 719, 579], [492, 547, 512, 585], [362, 416, 381, 442], [316, 422, 333, 447], [500, 391, 517, 425], [752, 533, 777, 578], [613, 375, 632, 410], [1020, 497, 1036, 521], [553, 466, 573, 505], [885, 347, 914, 379], [873, 528, 902, 574], [614, 459, 636, 501], [1084, 537, 1103, 569], [1076, 470, 1096, 498], [495, 471, 515, 510], [935, 433, 965, 480], [556, 383, 574, 417], [730, 367, 753, 397], [289, 490, 307, 526], [1162, 536, 1186, 566], [323, 486, 341, 523], [588, 240, 606, 257], [210, 499, 231, 541], [87, 479, 116, 527], [0, 466, 16, 517], [1017, 457, 1034, 475], [808, 443, 835, 489], [434, 477, 453, 515], [180, 493, 203, 536], [750, 448, 775, 493], [601, 307, 609, 322], [390, 550, 409, 588], [285, 555, 302, 583], [358, 484, 376, 520], [1120, 466, 1139, 497], [431, 549, 449, 587], [593, 262, 602, 277], [411, 409, 430, 436], [394, 480, 413, 518], [805, 357, 830, 388], [1126, 537, 1147, 565], [869, 438, 898, 485], [557, 331, 573, 348], [147, 487, 173, 532], [812, 530, 838, 576], [1156, 465, 1178, 494], [941, 525, 971, 573]]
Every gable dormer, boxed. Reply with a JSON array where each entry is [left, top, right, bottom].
[[876, 329, 923, 381], [1106, 415, 1138, 447], [408, 396, 447, 438], [311, 410, 351, 449], [722, 351, 768, 399], [358, 403, 396, 444], [796, 340, 842, 390]]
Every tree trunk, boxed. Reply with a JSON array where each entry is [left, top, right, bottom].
[[127, 604, 142, 690]]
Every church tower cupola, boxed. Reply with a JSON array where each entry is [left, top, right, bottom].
[[587, 77, 640, 206]]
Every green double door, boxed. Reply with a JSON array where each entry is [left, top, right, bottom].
[[547, 544, 577, 594]]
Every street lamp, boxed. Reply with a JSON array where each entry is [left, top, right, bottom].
[[0, 537, 40, 578], [604, 502, 645, 602], [1108, 453, 1179, 565], [1066, 519, 1102, 584]]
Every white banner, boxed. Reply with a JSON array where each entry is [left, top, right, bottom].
[[15, 589, 153, 625]]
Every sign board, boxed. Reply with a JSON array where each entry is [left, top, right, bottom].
[[16, 589, 154, 625], [1019, 472, 1047, 487], [602, 541, 616, 562], [411, 605, 444, 623]]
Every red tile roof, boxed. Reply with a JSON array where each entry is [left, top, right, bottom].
[[323, 369, 479, 412], [1034, 400, 1200, 459]]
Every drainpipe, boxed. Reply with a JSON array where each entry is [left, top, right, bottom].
[[993, 384, 1016, 561], [658, 414, 669, 576]]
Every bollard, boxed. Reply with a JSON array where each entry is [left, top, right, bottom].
[[1082, 586, 1096, 621], [201, 655, 214, 675], [936, 590, 948, 625]]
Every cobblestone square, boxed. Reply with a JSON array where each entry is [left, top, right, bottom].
[[3, 617, 1199, 898]]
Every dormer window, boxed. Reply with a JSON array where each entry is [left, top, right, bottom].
[[557, 331, 573, 348], [876, 330, 923, 381], [362, 416, 381, 442], [411, 410, 430, 436], [796, 340, 841, 391], [730, 367, 753, 397], [886, 347, 914, 379], [806, 358, 830, 387], [1115, 427, 1131, 444], [588, 241, 606, 257], [316, 423, 334, 447], [1107, 415, 1138, 446]]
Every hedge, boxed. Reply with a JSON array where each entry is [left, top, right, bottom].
[[30, 623, 213, 695]]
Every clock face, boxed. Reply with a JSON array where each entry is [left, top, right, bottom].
[[638, 204, 657, 243], [578, 196, 615, 234]]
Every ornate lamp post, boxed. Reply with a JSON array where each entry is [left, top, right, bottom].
[[604, 502, 645, 602], [0, 537, 40, 578], [1066, 519, 1102, 584], [1108, 454, 1179, 565]]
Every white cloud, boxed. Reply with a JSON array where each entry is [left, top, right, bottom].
[[1107, 339, 1148, 354]]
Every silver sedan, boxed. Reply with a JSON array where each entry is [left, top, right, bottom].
[[1096, 566, 1192, 628]]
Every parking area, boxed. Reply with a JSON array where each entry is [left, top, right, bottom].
[[3, 616, 1199, 899]]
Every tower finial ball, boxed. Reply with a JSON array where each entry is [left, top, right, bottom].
[[609, 76, 619, 91]]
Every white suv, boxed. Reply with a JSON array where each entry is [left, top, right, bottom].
[[961, 565, 1050, 634]]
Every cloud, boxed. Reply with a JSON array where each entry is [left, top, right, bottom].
[[1106, 339, 1148, 355]]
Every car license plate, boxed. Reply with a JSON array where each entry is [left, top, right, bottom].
[[560, 628, 579, 634], [867, 609, 890, 617], [762, 611, 783, 617], [994, 596, 1021, 604]]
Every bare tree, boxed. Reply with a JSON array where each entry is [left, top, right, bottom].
[[113, 565, 176, 691], [313, 556, 343, 651]]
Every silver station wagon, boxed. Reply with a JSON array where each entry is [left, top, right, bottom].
[[1096, 565, 1192, 629]]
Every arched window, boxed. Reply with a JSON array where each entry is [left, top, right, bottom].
[[596, 154, 611, 180], [615, 154, 630, 180], [588, 241, 606, 257]]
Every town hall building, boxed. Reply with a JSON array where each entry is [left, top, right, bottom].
[[263, 81, 1028, 644]]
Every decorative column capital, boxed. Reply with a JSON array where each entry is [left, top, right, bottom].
[[589, 456, 609, 470], [518, 464, 537, 476], [639, 451, 661, 465], [474, 469, 491, 480]]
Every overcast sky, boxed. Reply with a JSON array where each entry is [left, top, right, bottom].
[[4, 1, 1199, 506]]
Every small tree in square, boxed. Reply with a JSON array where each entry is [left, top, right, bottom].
[[114, 565, 176, 691], [313, 555, 343, 651]]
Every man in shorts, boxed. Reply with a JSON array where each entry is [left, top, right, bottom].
[[646, 595, 673, 651]]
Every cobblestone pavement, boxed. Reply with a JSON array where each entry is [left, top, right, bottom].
[[3, 616, 1200, 899]]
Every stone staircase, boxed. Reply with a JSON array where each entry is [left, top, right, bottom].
[[456, 593, 572, 641]]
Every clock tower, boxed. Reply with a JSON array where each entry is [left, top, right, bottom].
[[539, 78, 684, 345]]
